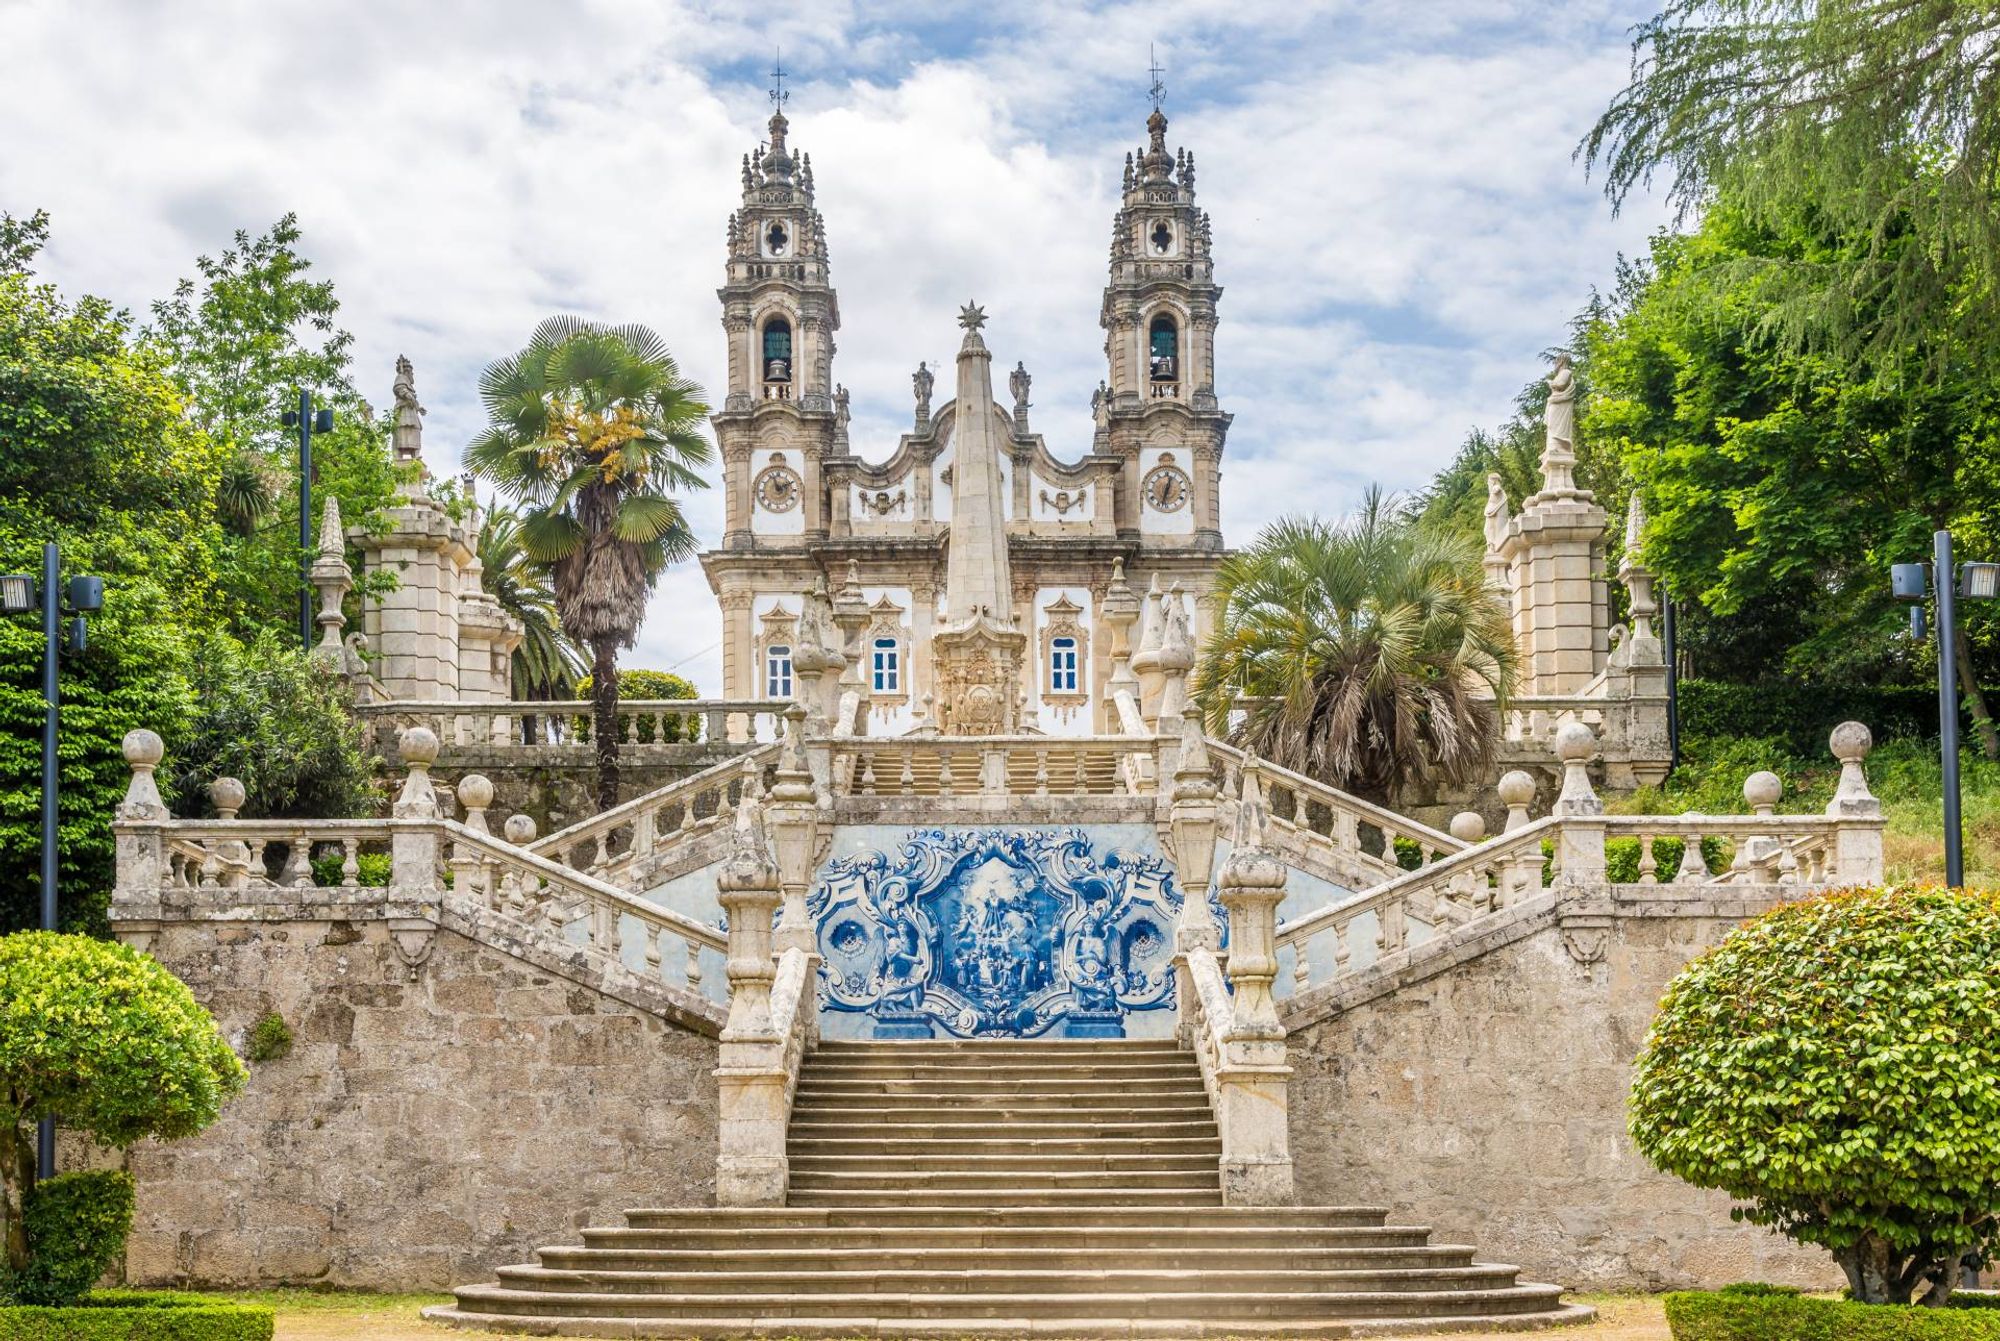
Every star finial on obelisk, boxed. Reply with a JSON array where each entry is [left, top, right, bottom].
[[957, 302, 987, 332]]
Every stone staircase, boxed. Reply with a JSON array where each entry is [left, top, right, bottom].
[[429, 1040, 1586, 1337]]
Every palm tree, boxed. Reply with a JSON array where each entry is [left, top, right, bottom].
[[477, 504, 586, 703], [1192, 488, 1516, 804], [467, 316, 711, 810]]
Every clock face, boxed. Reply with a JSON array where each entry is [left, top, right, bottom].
[[754, 464, 802, 513], [1143, 464, 1191, 513]]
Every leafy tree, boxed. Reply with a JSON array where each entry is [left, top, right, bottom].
[[574, 668, 699, 743], [1583, 0, 2000, 378], [468, 317, 712, 810], [478, 505, 584, 702], [1630, 885, 2000, 1307], [0, 211, 49, 278], [146, 214, 399, 641], [0, 933, 245, 1291], [1192, 489, 1516, 803]]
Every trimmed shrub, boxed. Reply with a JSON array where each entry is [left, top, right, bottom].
[[11, 1173, 133, 1305], [574, 669, 701, 743], [1632, 887, 2000, 1305], [0, 1291, 273, 1339], [1666, 1288, 2000, 1338], [1678, 679, 1950, 756], [244, 1012, 292, 1064]]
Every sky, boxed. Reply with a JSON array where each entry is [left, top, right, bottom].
[[0, 0, 1669, 693]]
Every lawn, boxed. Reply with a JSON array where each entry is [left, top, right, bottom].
[[226, 1289, 1667, 1340]]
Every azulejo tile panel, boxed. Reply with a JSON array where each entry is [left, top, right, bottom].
[[809, 825, 1219, 1039]]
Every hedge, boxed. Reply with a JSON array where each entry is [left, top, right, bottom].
[[0, 1292, 273, 1339], [1666, 1289, 2000, 1339], [1678, 679, 1952, 755], [13, 1171, 133, 1305]]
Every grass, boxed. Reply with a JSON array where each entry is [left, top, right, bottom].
[[198, 1289, 1668, 1340], [1607, 734, 2000, 885]]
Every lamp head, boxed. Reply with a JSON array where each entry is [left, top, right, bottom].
[[1890, 562, 1930, 602], [65, 575, 103, 613], [0, 575, 36, 615], [1960, 562, 2000, 601]]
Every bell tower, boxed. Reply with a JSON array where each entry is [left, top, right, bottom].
[[715, 58, 840, 551], [1099, 63, 1228, 551]]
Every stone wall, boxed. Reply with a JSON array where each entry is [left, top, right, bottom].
[[121, 916, 719, 1289], [1285, 896, 1837, 1293]]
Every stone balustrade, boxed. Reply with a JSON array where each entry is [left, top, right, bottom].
[[357, 698, 790, 753], [531, 747, 778, 886], [829, 735, 1160, 798]]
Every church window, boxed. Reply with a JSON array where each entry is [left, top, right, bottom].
[[1049, 637, 1078, 694], [766, 220, 789, 256], [1151, 220, 1173, 253], [871, 638, 900, 694], [1149, 314, 1178, 382], [763, 318, 793, 384], [765, 644, 793, 698]]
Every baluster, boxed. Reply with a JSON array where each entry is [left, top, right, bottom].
[[643, 924, 662, 978], [685, 937, 702, 992], [1377, 899, 1407, 956], [938, 750, 956, 794], [1073, 753, 1089, 794], [899, 751, 915, 795], [1334, 810, 1359, 854], [707, 707, 727, 742], [244, 838, 269, 887], [1778, 843, 1801, 885], [859, 751, 878, 795], [285, 835, 317, 888], [592, 831, 612, 874], [1034, 750, 1050, 796], [338, 837, 360, 888], [1333, 920, 1352, 978], [1637, 833, 1658, 885], [1292, 937, 1311, 994], [1675, 824, 1709, 883]]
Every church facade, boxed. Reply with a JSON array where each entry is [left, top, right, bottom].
[[699, 104, 1231, 737]]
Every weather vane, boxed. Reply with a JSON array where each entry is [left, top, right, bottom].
[[1147, 44, 1166, 113], [770, 48, 788, 110]]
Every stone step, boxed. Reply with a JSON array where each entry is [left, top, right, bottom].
[[536, 1246, 1485, 1275], [616, 1206, 1398, 1230], [786, 1167, 1222, 1191], [793, 1081, 1213, 1099], [786, 1118, 1223, 1141], [786, 1152, 1222, 1174], [805, 1061, 1203, 1080], [785, 1188, 1227, 1207], [443, 1282, 1571, 1322], [576, 1232, 1440, 1264], [788, 1136, 1226, 1156], [813, 1040, 1186, 1054], [787, 1101, 1219, 1123], [492, 1264, 1529, 1297]]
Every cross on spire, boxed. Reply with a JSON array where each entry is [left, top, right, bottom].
[[1147, 45, 1166, 113], [769, 49, 789, 110]]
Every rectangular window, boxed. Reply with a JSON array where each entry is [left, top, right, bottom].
[[1050, 636, 1078, 694], [766, 645, 793, 698], [871, 638, 900, 693]]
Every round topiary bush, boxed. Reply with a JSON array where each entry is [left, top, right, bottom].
[[0, 932, 246, 1300], [1631, 886, 2000, 1307], [574, 669, 700, 742]]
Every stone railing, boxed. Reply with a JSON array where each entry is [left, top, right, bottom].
[[1273, 720, 1886, 1004], [530, 746, 779, 886], [158, 817, 398, 892], [358, 698, 790, 752], [829, 735, 1160, 798], [1205, 740, 1466, 886]]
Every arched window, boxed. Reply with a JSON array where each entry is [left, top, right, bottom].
[[1148, 313, 1178, 382], [871, 637, 900, 694], [1049, 636, 1078, 694], [762, 318, 793, 384], [765, 644, 793, 698]]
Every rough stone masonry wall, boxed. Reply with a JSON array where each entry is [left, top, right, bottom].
[[1286, 906, 1838, 1294], [120, 918, 719, 1289]]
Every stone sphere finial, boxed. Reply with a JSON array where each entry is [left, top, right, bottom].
[[456, 774, 495, 812], [502, 813, 536, 845], [1743, 770, 1782, 813], [1496, 770, 1536, 808], [398, 725, 440, 767], [123, 729, 164, 770], [1449, 811, 1486, 843], [1555, 720, 1597, 763], [209, 776, 246, 819], [1830, 721, 1873, 765]]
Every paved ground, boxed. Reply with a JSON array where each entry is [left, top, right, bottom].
[[243, 1291, 1668, 1341]]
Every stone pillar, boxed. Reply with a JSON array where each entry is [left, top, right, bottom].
[[1495, 769, 1542, 906], [715, 803, 789, 1206], [1552, 722, 1604, 887], [1100, 559, 1141, 730], [1212, 762, 1296, 1205], [390, 726, 443, 896], [308, 495, 352, 670], [1156, 583, 1196, 732], [1826, 721, 1885, 884], [112, 729, 169, 903], [765, 706, 822, 957]]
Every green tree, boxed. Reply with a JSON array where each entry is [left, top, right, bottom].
[[467, 317, 712, 810], [1192, 490, 1516, 803], [1631, 885, 2000, 1306], [146, 214, 399, 641], [1583, 0, 2000, 377], [0, 932, 245, 1291], [0, 211, 49, 278], [478, 505, 585, 702]]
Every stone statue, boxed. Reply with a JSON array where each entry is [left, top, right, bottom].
[[391, 355, 425, 463], [834, 383, 850, 427], [913, 361, 934, 426], [1009, 361, 1031, 411], [1541, 354, 1578, 493], [1483, 472, 1511, 551]]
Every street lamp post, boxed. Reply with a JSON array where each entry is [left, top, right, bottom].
[[282, 391, 334, 650], [0, 544, 104, 1178], [1891, 530, 2000, 888]]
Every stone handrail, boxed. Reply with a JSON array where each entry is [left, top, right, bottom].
[[1598, 814, 1847, 886], [831, 735, 1159, 798], [1275, 816, 1559, 999], [156, 819, 397, 891], [1205, 739, 1466, 883], [1501, 694, 1610, 743], [532, 745, 780, 884], [1181, 944, 1234, 1115], [359, 698, 789, 750]]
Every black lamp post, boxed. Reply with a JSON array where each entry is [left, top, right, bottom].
[[282, 391, 334, 650], [0, 544, 104, 1179], [1891, 530, 2000, 888]]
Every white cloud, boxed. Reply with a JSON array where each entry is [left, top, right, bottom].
[[0, 0, 1669, 693]]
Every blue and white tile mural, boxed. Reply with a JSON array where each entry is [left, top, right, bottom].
[[808, 825, 1218, 1040]]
